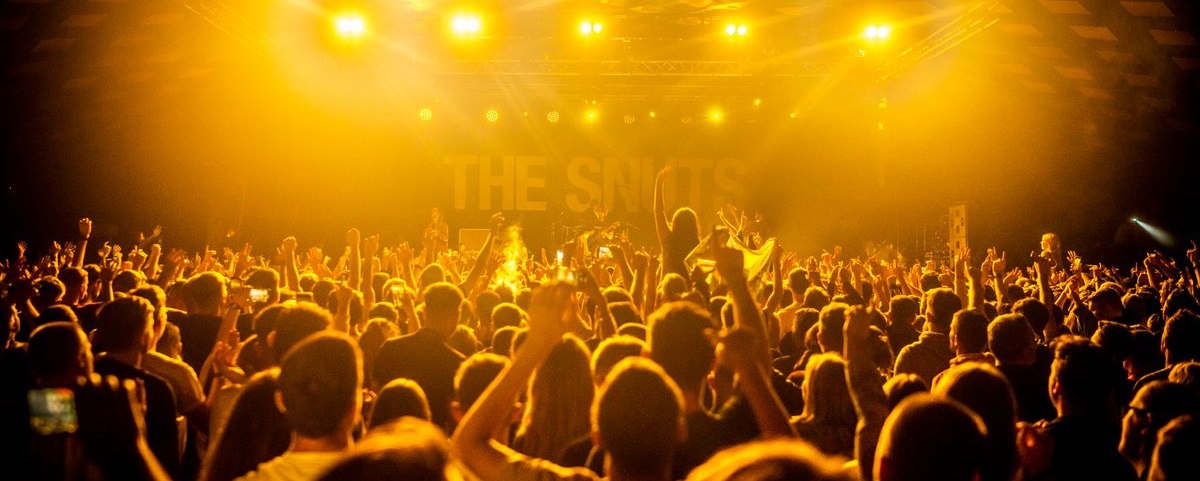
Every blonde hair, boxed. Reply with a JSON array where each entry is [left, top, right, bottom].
[[513, 335, 594, 463]]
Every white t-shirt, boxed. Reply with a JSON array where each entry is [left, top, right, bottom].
[[234, 451, 344, 481]]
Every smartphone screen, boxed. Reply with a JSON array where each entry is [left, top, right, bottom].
[[598, 246, 612, 259], [249, 288, 269, 303], [28, 388, 78, 435]]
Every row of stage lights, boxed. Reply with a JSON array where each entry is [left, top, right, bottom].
[[331, 12, 892, 43], [413, 101, 807, 125]]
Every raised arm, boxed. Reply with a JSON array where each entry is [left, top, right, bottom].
[[719, 328, 796, 438], [712, 233, 770, 365], [452, 283, 574, 481], [653, 167, 672, 250], [460, 213, 504, 297], [281, 237, 299, 292], [844, 305, 888, 481], [346, 228, 362, 291], [73, 217, 92, 268]]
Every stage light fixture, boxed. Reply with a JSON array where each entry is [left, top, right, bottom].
[[648, 111, 656, 118], [709, 109, 723, 123], [863, 24, 892, 42], [419, 108, 433, 121], [333, 13, 367, 39], [585, 109, 599, 123], [580, 20, 602, 36], [753, 98, 762, 107], [623, 114, 635, 124], [547, 110, 560, 123], [485, 109, 499, 123], [725, 22, 748, 37], [451, 13, 483, 37]]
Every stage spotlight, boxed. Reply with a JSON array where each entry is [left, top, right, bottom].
[[648, 111, 656, 118], [485, 109, 499, 123], [753, 98, 762, 107], [579, 20, 602, 36], [863, 24, 892, 42], [585, 109, 599, 123], [333, 13, 367, 39], [547, 110, 560, 123], [451, 13, 482, 37], [623, 114, 635, 124], [419, 108, 433, 121], [709, 109, 723, 122], [725, 22, 748, 37], [1131, 217, 1175, 246]]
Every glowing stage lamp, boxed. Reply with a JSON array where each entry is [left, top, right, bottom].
[[485, 109, 499, 123], [623, 114, 635, 124], [451, 13, 483, 36], [419, 108, 433, 121], [725, 22, 748, 37], [546, 110, 560, 123], [580, 20, 602, 36], [863, 24, 892, 42], [585, 109, 599, 123], [333, 13, 367, 39]]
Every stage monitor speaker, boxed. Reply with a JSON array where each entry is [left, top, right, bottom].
[[949, 203, 968, 253], [458, 229, 491, 253]]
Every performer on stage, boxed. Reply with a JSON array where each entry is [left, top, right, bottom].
[[423, 207, 450, 258]]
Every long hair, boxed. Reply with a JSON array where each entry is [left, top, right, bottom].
[[792, 353, 857, 458], [513, 335, 594, 463], [200, 369, 291, 481]]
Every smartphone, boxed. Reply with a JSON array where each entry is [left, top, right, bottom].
[[555, 250, 564, 266], [598, 246, 612, 259], [249, 288, 270, 303], [28, 388, 78, 435], [555, 266, 576, 284]]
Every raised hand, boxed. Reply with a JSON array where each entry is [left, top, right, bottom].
[[363, 234, 380, 257], [1187, 240, 1199, 266], [79, 218, 93, 239], [526, 282, 575, 343], [346, 228, 361, 247], [17, 241, 26, 258]]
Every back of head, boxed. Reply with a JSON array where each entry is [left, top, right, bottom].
[[788, 268, 810, 296], [1163, 292, 1199, 320], [648, 301, 718, 390], [490, 326, 519, 357], [29, 322, 91, 385], [603, 286, 634, 305], [610, 302, 643, 327], [592, 336, 647, 384], [272, 302, 332, 362], [801, 353, 854, 426], [1163, 310, 1200, 363], [883, 374, 928, 410], [616, 323, 647, 341], [317, 418, 456, 481], [925, 288, 962, 330], [933, 364, 1018, 481], [1092, 322, 1134, 361], [491, 303, 525, 330], [1131, 381, 1200, 463], [670, 207, 700, 243], [988, 314, 1036, 365], [1051, 336, 1121, 414], [455, 353, 509, 412], [817, 302, 849, 354], [519, 336, 594, 459], [474, 290, 501, 323], [183, 271, 226, 312], [889, 296, 919, 324], [919, 272, 942, 293], [447, 326, 479, 356], [368, 303, 400, 324], [950, 309, 989, 354], [203, 368, 291, 481], [418, 264, 446, 291], [112, 270, 145, 294], [802, 287, 830, 311], [594, 357, 684, 476], [685, 439, 852, 481], [1168, 362, 1200, 391], [34, 305, 78, 331], [279, 332, 362, 438], [876, 394, 987, 481], [95, 296, 154, 352], [1149, 415, 1200, 481], [369, 378, 431, 429], [1013, 298, 1050, 337]]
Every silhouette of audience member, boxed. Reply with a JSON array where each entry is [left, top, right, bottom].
[[453, 283, 687, 481], [1147, 415, 1199, 481], [894, 288, 959, 384], [1134, 310, 1200, 392], [368, 378, 431, 429], [93, 296, 181, 478], [875, 394, 987, 481], [1119, 381, 1200, 477], [315, 418, 461, 481], [684, 438, 852, 481], [235, 332, 362, 481], [201, 369, 291, 481], [373, 282, 467, 432]]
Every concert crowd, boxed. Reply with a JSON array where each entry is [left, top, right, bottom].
[[3, 170, 1199, 481]]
